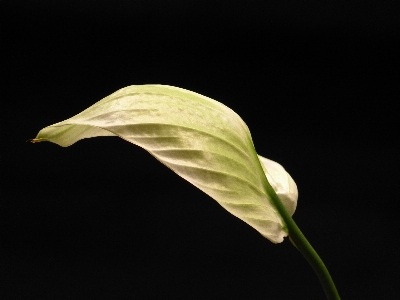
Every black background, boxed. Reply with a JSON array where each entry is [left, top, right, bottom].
[[1, 1, 399, 299]]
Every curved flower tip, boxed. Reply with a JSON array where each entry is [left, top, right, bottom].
[[33, 84, 298, 243]]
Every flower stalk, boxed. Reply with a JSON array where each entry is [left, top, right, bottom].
[[264, 178, 341, 299]]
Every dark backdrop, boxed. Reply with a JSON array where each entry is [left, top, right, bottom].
[[1, 1, 399, 299]]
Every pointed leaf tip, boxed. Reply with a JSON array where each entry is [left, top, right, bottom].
[[30, 138, 42, 143], [33, 84, 298, 243]]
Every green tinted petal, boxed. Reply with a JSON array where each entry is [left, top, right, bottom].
[[34, 85, 297, 243]]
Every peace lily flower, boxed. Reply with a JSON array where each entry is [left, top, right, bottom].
[[33, 84, 340, 299], [32, 84, 297, 243]]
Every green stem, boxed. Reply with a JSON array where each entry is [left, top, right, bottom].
[[264, 181, 341, 300], [288, 222, 340, 300]]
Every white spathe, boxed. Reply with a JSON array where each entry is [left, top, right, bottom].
[[34, 85, 298, 243]]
